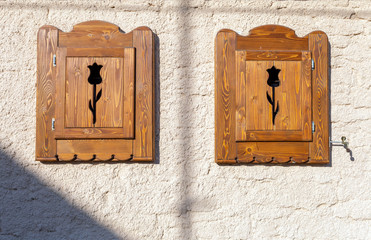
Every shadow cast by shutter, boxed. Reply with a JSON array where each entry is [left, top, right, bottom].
[[0, 150, 129, 240]]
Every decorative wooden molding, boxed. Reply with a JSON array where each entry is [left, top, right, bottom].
[[36, 21, 155, 162], [215, 25, 329, 164]]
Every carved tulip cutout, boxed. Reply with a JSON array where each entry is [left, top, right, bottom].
[[88, 62, 103, 125]]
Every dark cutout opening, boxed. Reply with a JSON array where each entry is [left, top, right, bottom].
[[87, 62, 103, 125], [266, 65, 281, 125]]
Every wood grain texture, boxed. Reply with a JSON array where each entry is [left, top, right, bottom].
[[55, 47, 135, 139], [57, 139, 132, 161], [132, 29, 154, 161], [65, 57, 124, 128], [215, 30, 237, 162], [244, 50, 302, 61], [236, 52, 311, 141], [237, 25, 308, 51], [123, 48, 135, 138], [67, 47, 125, 57], [55, 47, 67, 139], [309, 32, 330, 163], [36, 26, 59, 159], [237, 142, 309, 163], [301, 51, 312, 141], [59, 21, 133, 48], [216, 25, 329, 164], [235, 50, 246, 141], [37, 21, 155, 162]]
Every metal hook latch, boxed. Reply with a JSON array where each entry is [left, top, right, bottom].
[[330, 136, 349, 149]]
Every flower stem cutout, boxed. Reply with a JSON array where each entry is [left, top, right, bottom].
[[266, 65, 281, 125], [88, 62, 103, 125]]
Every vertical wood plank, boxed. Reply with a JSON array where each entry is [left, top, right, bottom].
[[123, 48, 135, 138], [235, 51, 246, 141], [65, 57, 92, 127], [95, 57, 124, 128], [55, 47, 67, 138], [301, 51, 312, 141], [309, 32, 330, 163], [36, 26, 59, 160], [215, 31, 237, 162], [132, 29, 154, 161]]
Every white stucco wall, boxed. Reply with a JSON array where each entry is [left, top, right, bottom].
[[0, 0, 370, 239]]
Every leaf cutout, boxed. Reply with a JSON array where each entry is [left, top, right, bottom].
[[96, 89, 102, 101], [275, 101, 279, 115], [266, 91, 273, 105], [89, 100, 93, 113]]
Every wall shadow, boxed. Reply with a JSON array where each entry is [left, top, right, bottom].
[[0, 150, 127, 240], [154, 33, 161, 164], [177, 1, 194, 239]]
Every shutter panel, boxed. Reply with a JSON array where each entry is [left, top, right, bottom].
[[216, 25, 329, 164], [236, 50, 312, 142], [36, 21, 154, 162], [55, 47, 135, 139]]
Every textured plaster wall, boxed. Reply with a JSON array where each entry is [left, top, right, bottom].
[[0, 0, 370, 239]]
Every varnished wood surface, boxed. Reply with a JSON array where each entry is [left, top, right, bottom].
[[237, 25, 308, 51], [215, 31, 237, 162], [57, 139, 132, 161], [235, 50, 247, 141], [55, 48, 135, 139], [237, 142, 309, 163], [36, 26, 58, 159], [309, 32, 330, 163], [244, 50, 303, 61], [236, 51, 312, 141], [216, 25, 329, 164], [37, 21, 155, 162], [55, 46, 137, 139], [132, 29, 154, 161], [123, 48, 135, 138], [59, 21, 133, 48], [67, 47, 125, 57], [65, 57, 124, 128]]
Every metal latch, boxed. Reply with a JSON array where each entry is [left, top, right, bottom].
[[330, 136, 349, 150], [330, 136, 354, 153], [52, 118, 55, 131], [312, 121, 315, 133], [53, 54, 56, 67], [311, 59, 315, 70]]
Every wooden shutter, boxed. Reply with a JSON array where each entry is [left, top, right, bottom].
[[36, 21, 155, 162], [215, 25, 329, 164], [55, 47, 135, 139], [235, 50, 312, 142]]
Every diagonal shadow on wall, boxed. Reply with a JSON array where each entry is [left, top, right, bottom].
[[0, 150, 127, 240]]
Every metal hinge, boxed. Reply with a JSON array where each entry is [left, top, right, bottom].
[[53, 54, 56, 67], [311, 59, 315, 70], [312, 121, 315, 133], [52, 118, 55, 131]]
